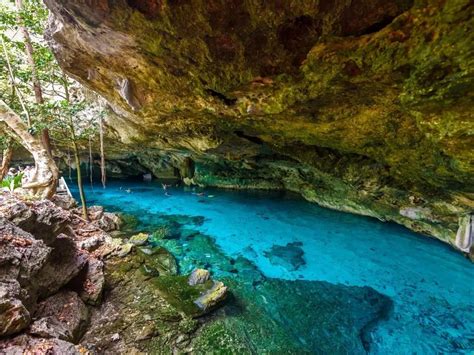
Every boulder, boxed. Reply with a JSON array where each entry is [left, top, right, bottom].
[[30, 291, 89, 343], [194, 281, 228, 312], [28, 317, 69, 340], [97, 212, 122, 232], [129, 233, 149, 246], [137, 246, 178, 276], [0, 334, 80, 354], [70, 258, 105, 306], [77, 231, 108, 252], [1, 199, 71, 245], [0, 219, 51, 310], [35, 234, 87, 298], [188, 269, 210, 286], [0, 281, 31, 337], [0, 218, 51, 283], [87, 206, 104, 221], [51, 194, 77, 210], [115, 242, 134, 258]]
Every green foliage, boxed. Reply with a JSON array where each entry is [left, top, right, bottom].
[[1, 173, 24, 192], [0, 0, 105, 148]]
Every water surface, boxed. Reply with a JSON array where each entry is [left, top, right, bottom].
[[71, 179, 474, 353]]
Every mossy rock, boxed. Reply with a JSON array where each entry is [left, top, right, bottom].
[[129, 232, 149, 245], [137, 246, 178, 276], [152, 275, 215, 317]]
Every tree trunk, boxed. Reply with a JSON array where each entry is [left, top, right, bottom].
[[0, 100, 58, 199], [16, 0, 53, 157], [1, 36, 31, 126], [62, 72, 89, 219], [0, 139, 13, 180], [99, 116, 106, 188], [72, 139, 89, 221]]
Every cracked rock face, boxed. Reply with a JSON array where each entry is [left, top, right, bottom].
[[44, 0, 473, 251]]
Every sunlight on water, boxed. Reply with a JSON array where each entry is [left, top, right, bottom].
[[72, 179, 474, 353]]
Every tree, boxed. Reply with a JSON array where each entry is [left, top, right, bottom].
[[1, 1, 106, 210], [0, 99, 58, 198], [0, 137, 13, 180], [62, 77, 89, 220], [15, 0, 53, 157]]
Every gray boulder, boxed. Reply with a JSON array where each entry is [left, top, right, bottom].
[[0, 334, 79, 354], [30, 291, 89, 343]]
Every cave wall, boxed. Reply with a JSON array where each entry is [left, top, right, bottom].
[[43, 0, 473, 253]]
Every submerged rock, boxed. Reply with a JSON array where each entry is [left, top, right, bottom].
[[138, 246, 178, 276], [193, 277, 392, 354], [153, 275, 227, 318], [264, 242, 306, 271]]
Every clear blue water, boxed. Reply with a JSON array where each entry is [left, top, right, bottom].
[[71, 179, 474, 354]]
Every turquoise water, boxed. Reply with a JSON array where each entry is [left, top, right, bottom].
[[71, 179, 474, 353]]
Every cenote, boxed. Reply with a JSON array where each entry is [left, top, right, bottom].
[[71, 179, 474, 354]]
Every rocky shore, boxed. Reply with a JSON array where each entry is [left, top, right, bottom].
[[0, 192, 227, 354]]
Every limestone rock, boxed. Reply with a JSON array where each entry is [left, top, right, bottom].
[[115, 242, 134, 258], [51, 194, 76, 210], [129, 232, 149, 246], [188, 269, 210, 286], [0, 218, 51, 286], [35, 234, 87, 298], [0, 334, 79, 354], [87, 206, 104, 221], [28, 317, 69, 340], [137, 246, 178, 276], [77, 232, 107, 251], [194, 281, 228, 313], [0, 198, 71, 245], [97, 212, 122, 232], [0, 296, 30, 337], [264, 242, 306, 271], [43, 0, 474, 249], [31, 291, 89, 343], [70, 258, 105, 306]]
